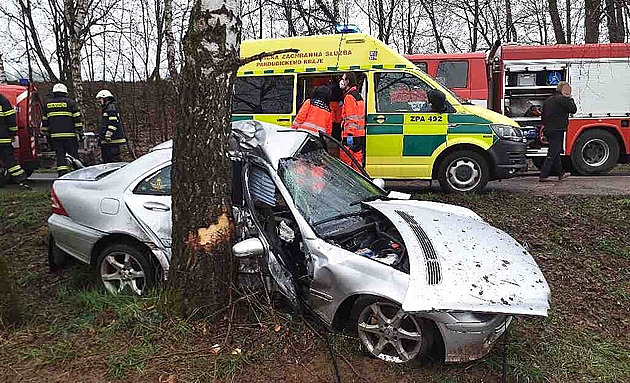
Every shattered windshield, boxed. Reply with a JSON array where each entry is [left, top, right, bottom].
[[278, 149, 384, 225]]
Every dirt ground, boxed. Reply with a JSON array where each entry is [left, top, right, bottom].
[[0, 188, 629, 382]]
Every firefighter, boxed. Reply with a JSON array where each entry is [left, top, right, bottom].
[[41, 83, 83, 177], [292, 86, 333, 135], [539, 81, 577, 182], [96, 90, 126, 163], [339, 72, 365, 168], [0, 93, 29, 187]]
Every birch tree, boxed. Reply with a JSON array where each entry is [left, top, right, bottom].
[[168, 0, 241, 316]]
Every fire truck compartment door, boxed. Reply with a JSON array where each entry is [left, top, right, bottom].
[[504, 64, 566, 72]]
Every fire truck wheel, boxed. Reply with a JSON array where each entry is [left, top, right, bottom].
[[437, 150, 489, 193], [571, 129, 619, 175]]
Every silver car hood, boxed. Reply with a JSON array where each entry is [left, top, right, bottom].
[[366, 200, 550, 316]]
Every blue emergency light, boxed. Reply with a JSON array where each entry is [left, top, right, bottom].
[[335, 24, 361, 34], [19, 78, 29, 86]]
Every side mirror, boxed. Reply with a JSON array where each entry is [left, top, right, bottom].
[[372, 178, 385, 189], [232, 238, 265, 258]]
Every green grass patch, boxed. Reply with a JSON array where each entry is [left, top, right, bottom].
[[107, 341, 155, 379]]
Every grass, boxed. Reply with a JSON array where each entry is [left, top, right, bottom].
[[1, 187, 629, 382]]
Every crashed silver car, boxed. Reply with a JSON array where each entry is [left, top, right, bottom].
[[48, 121, 550, 363]]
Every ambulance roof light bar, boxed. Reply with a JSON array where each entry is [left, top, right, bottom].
[[335, 24, 361, 34]]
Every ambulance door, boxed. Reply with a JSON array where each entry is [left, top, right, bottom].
[[233, 74, 295, 127], [366, 71, 448, 178]]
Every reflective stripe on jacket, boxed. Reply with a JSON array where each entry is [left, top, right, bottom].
[[292, 99, 333, 135], [41, 96, 82, 139], [341, 87, 365, 137], [0, 94, 17, 145], [100, 100, 126, 144]]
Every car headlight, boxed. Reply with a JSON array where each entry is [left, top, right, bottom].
[[491, 124, 525, 142]]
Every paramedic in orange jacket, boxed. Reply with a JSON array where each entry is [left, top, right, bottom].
[[292, 86, 333, 135], [329, 82, 343, 141], [339, 72, 365, 168]]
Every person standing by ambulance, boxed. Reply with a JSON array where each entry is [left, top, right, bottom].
[[292, 86, 333, 135], [339, 72, 365, 168], [0, 93, 29, 187], [41, 83, 83, 177], [96, 90, 126, 163], [329, 81, 343, 141]]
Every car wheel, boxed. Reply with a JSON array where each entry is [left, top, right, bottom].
[[438, 150, 489, 193], [48, 235, 69, 271], [96, 244, 155, 295], [571, 129, 619, 175], [352, 296, 432, 364]]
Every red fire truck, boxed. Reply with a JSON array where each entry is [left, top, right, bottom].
[[407, 43, 630, 175], [0, 82, 42, 178]]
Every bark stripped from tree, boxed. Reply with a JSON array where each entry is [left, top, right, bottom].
[[585, 0, 601, 43], [547, 0, 566, 43], [169, 0, 241, 317]]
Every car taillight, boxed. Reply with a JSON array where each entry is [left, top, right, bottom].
[[51, 188, 68, 216]]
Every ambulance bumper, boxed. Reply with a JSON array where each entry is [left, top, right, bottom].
[[488, 139, 527, 180]]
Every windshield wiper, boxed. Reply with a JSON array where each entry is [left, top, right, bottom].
[[349, 194, 390, 206]]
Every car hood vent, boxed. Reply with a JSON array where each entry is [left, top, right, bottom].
[[395, 210, 441, 285]]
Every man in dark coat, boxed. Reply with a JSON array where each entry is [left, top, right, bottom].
[[540, 81, 577, 182]]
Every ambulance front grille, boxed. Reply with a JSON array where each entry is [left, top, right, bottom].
[[395, 210, 442, 285]]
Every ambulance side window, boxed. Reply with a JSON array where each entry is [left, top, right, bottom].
[[375, 72, 432, 113], [233, 75, 294, 114]]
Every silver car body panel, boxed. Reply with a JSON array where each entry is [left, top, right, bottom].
[[366, 200, 550, 316], [48, 213, 104, 263]]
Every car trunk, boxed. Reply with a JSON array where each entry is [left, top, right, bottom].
[[60, 163, 127, 181]]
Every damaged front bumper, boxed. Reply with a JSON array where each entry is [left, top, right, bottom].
[[435, 313, 513, 363]]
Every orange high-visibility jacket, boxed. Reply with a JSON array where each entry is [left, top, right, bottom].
[[341, 87, 365, 137], [292, 99, 333, 135], [330, 101, 342, 124]]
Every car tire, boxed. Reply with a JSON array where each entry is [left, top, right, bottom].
[[96, 243, 155, 295], [571, 129, 619, 175], [351, 296, 433, 364], [437, 150, 489, 193], [48, 235, 69, 271]]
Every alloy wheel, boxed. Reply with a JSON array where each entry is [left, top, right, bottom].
[[100, 251, 147, 295], [446, 157, 481, 192], [357, 302, 424, 363]]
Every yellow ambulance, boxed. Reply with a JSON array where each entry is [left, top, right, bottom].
[[234, 31, 527, 192]]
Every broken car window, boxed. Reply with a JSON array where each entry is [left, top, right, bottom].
[[278, 149, 384, 226]]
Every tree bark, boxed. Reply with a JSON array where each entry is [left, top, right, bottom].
[[605, 0, 626, 42], [0, 54, 7, 84], [565, 0, 571, 43], [548, 0, 566, 43], [64, 0, 87, 120], [585, 0, 601, 42], [168, 0, 241, 317]]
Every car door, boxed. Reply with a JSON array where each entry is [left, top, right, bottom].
[[367, 71, 448, 178], [123, 163, 172, 248]]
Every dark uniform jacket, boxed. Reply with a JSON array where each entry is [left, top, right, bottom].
[[41, 95, 83, 139], [0, 93, 17, 146], [100, 100, 126, 144], [542, 93, 577, 133]]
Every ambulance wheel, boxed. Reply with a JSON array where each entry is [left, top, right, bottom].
[[438, 150, 489, 193], [571, 129, 619, 175]]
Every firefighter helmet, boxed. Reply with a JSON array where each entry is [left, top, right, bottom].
[[95, 89, 114, 100], [52, 83, 68, 94]]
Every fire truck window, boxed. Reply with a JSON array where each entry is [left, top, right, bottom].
[[415, 62, 428, 73], [134, 165, 172, 195], [233, 75, 294, 114], [436, 61, 469, 89], [375, 72, 432, 113]]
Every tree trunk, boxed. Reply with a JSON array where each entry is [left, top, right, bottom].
[[565, 0, 571, 43], [605, 0, 626, 42], [585, 0, 601, 42], [168, 0, 240, 317], [64, 0, 87, 120], [505, 0, 517, 42], [0, 54, 7, 84], [20, 0, 60, 82], [165, 0, 178, 79], [548, 0, 566, 43]]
